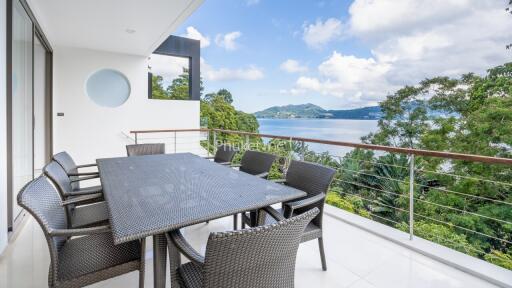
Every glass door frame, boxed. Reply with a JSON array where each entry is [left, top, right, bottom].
[[6, 0, 53, 231]]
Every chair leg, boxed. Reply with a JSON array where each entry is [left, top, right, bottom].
[[233, 214, 238, 230], [139, 238, 146, 288], [318, 237, 327, 271]]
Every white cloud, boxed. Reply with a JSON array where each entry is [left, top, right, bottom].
[[246, 0, 260, 6], [215, 31, 242, 51], [182, 26, 210, 48], [286, 0, 512, 107], [201, 58, 264, 81], [280, 59, 308, 73], [302, 18, 343, 49], [149, 54, 189, 86]]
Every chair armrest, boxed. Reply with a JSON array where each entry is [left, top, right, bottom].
[[70, 175, 99, 183], [284, 193, 326, 217], [68, 171, 99, 177], [76, 163, 97, 169], [167, 230, 205, 265], [230, 164, 241, 168], [64, 186, 102, 197], [61, 193, 103, 206], [255, 172, 269, 179], [217, 161, 232, 165], [49, 225, 111, 237], [271, 179, 286, 184], [261, 206, 285, 222]]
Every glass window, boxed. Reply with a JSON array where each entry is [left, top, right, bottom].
[[148, 54, 191, 100]]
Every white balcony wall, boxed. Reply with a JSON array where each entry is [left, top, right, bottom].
[[0, 0, 8, 255], [53, 47, 200, 165]]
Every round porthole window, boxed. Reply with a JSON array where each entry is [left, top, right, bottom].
[[86, 69, 131, 108]]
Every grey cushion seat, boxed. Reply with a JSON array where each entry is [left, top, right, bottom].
[[178, 262, 204, 288], [70, 202, 109, 228], [57, 233, 141, 282]]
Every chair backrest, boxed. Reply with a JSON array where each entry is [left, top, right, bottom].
[[214, 144, 238, 163], [285, 160, 336, 227], [53, 151, 80, 190], [239, 150, 277, 176], [17, 176, 68, 286], [52, 151, 77, 175], [202, 208, 319, 288], [126, 143, 165, 156], [43, 161, 73, 198]]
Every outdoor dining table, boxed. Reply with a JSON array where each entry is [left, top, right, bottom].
[[97, 152, 307, 288]]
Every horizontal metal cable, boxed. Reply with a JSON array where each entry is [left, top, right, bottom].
[[337, 167, 512, 206], [341, 191, 410, 214], [332, 178, 408, 198], [416, 167, 512, 187], [343, 157, 410, 170], [414, 213, 512, 245], [338, 167, 409, 184], [367, 212, 403, 225], [414, 183, 512, 206], [413, 198, 512, 226]]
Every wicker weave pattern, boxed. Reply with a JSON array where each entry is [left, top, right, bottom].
[[126, 143, 165, 156], [53, 152, 81, 190], [213, 144, 238, 164], [242, 160, 336, 271], [17, 176, 145, 288], [97, 153, 306, 244], [239, 150, 277, 176], [70, 202, 109, 228], [174, 208, 319, 288], [284, 160, 336, 228], [44, 161, 74, 198]]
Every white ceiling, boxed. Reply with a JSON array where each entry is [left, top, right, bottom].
[[27, 0, 204, 56]]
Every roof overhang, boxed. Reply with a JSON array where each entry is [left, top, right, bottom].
[[26, 0, 204, 56]]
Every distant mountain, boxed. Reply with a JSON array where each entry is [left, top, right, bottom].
[[254, 103, 382, 120]]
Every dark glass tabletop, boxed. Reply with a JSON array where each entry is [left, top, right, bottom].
[[97, 153, 306, 244]]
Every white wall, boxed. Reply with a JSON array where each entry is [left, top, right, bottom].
[[0, 0, 8, 255], [53, 46, 200, 164]]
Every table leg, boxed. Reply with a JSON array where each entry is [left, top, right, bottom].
[[153, 234, 167, 288], [168, 233, 182, 288]]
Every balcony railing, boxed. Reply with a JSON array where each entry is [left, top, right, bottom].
[[130, 128, 512, 272]]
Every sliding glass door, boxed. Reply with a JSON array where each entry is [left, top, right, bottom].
[[10, 0, 33, 223]]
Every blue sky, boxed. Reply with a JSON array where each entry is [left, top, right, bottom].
[[171, 0, 512, 113]]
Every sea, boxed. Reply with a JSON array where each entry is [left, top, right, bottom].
[[257, 119, 379, 157]]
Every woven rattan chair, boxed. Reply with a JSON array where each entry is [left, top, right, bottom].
[[167, 207, 319, 288], [43, 161, 108, 228], [242, 160, 336, 271], [205, 144, 238, 165], [126, 143, 165, 156], [233, 150, 277, 179], [17, 176, 145, 288], [44, 161, 102, 199], [231, 150, 277, 230], [53, 151, 99, 191]]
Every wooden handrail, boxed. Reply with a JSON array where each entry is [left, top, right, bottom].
[[130, 128, 512, 165]]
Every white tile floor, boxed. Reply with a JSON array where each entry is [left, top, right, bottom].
[[0, 213, 499, 288]]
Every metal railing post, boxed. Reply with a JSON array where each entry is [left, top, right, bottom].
[[245, 135, 250, 151], [409, 154, 415, 240], [287, 137, 294, 170], [134, 132, 138, 144], [213, 131, 217, 154], [206, 130, 210, 157], [300, 141, 305, 161], [174, 131, 177, 153]]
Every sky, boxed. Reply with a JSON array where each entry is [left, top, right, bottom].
[[165, 0, 512, 113]]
